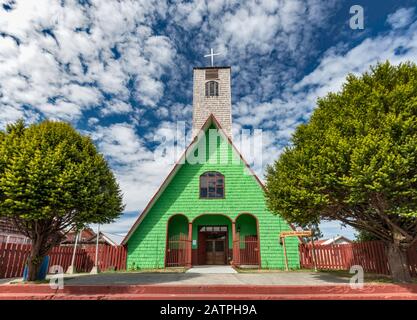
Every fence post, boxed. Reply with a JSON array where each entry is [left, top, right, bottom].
[[90, 225, 100, 274], [311, 238, 317, 272], [282, 237, 289, 271], [66, 232, 79, 274]]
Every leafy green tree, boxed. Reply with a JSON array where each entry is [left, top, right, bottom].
[[355, 230, 379, 242], [0, 120, 124, 281], [265, 61, 417, 282]]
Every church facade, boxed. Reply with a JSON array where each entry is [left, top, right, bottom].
[[122, 66, 299, 269]]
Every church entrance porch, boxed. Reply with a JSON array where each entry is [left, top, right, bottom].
[[198, 226, 228, 265], [234, 214, 260, 266], [164, 213, 260, 268], [192, 215, 232, 266]]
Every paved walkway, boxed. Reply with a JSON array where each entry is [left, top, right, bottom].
[[47, 270, 350, 286], [186, 266, 237, 274]]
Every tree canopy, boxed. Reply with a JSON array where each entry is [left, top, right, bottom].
[[265, 61, 417, 282], [0, 120, 124, 280]]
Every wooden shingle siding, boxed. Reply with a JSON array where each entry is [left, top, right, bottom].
[[127, 127, 299, 270]]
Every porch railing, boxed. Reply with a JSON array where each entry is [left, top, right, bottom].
[[165, 233, 188, 267], [234, 235, 259, 266]]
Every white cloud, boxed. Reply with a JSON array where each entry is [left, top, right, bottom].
[[319, 221, 355, 240], [90, 121, 183, 212], [0, 0, 175, 128], [231, 7, 417, 181], [387, 7, 415, 29], [295, 18, 417, 99], [101, 100, 133, 116]]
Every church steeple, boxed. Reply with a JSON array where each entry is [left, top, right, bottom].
[[192, 66, 232, 139]]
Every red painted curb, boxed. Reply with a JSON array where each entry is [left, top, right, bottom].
[[1, 283, 417, 300], [1, 292, 417, 300]]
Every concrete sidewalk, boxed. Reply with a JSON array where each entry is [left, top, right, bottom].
[[44, 270, 350, 286], [186, 266, 238, 274]]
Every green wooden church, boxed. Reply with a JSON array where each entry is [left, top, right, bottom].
[[122, 65, 299, 270]]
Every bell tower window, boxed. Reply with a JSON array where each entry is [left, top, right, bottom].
[[205, 81, 219, 97]]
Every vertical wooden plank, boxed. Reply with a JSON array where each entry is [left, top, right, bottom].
[[378, 242, 387, 274], [323, 246, 329, 269], [364, 242, 371, 272], [122, 246, 127, 270], [298, 244, 304, 268], [282, 237, 289, 271], [5, 243, 12, 278], [319, 246, 325, 269], [331, 245, 337, 269], [370, 241, 379, 274], [0, 243, 5, 278], [103, 245, 108, 271], [111, 246, 116, 270], [14, 243, 24, 278], [114, 246, 118, 270], [362, 242, 368, 272], [118, 246, 122, 270], [7, 243, 17, 278], [4, 243, 12, 278], [299, 244, 304, 268], [9, 243, 19, 278], [116, 246, 121, 270], [315, 246, 320, 269], [9, 243, 17, 278]]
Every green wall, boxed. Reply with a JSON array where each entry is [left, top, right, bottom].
[[127, 125, 300, 269], [167, 214, 188, 238]]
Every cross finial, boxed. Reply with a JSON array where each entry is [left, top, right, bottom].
[[204, 48, 221, 67]]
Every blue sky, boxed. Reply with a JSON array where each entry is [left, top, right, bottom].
[[1, 0, 417, 240]]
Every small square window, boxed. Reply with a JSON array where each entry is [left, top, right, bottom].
[[200, 171, 224, 199]]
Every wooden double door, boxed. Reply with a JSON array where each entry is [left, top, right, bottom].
[[198, 227, 228, 265]]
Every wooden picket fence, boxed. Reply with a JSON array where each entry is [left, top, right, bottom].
[[0, 243, 127, 279], [299, 241, 417, 277]]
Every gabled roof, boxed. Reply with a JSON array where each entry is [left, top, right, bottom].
[[97, 232, 124, 246], [122, 114, 274, 245], [321, 235, 352, 245]]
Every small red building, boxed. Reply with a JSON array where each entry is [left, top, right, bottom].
[[61, 227, 124, 247], [0, 217, 30, 244]]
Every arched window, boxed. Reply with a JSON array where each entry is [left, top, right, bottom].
[[205, 81, 219, 97], [200, 171, 224, 198]]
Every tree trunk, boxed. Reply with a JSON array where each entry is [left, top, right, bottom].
[[386, 243, 412, 283], [27, 237, 45, 281]]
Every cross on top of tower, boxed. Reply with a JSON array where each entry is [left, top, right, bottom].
[[204, 48, 221, 67]]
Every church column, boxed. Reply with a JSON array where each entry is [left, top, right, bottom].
[[187, 222, 192, 268], [232, 221, 238, 267]]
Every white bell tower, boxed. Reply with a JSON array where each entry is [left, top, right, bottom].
[[192, 66, 232, 139]]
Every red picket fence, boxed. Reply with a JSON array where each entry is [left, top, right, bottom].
[[0, 242, 127, 279], [299, 241, 417, 277], [165, 233, 188, 267], [232, 235, 260, 266], [238, 235, 259, 265]]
